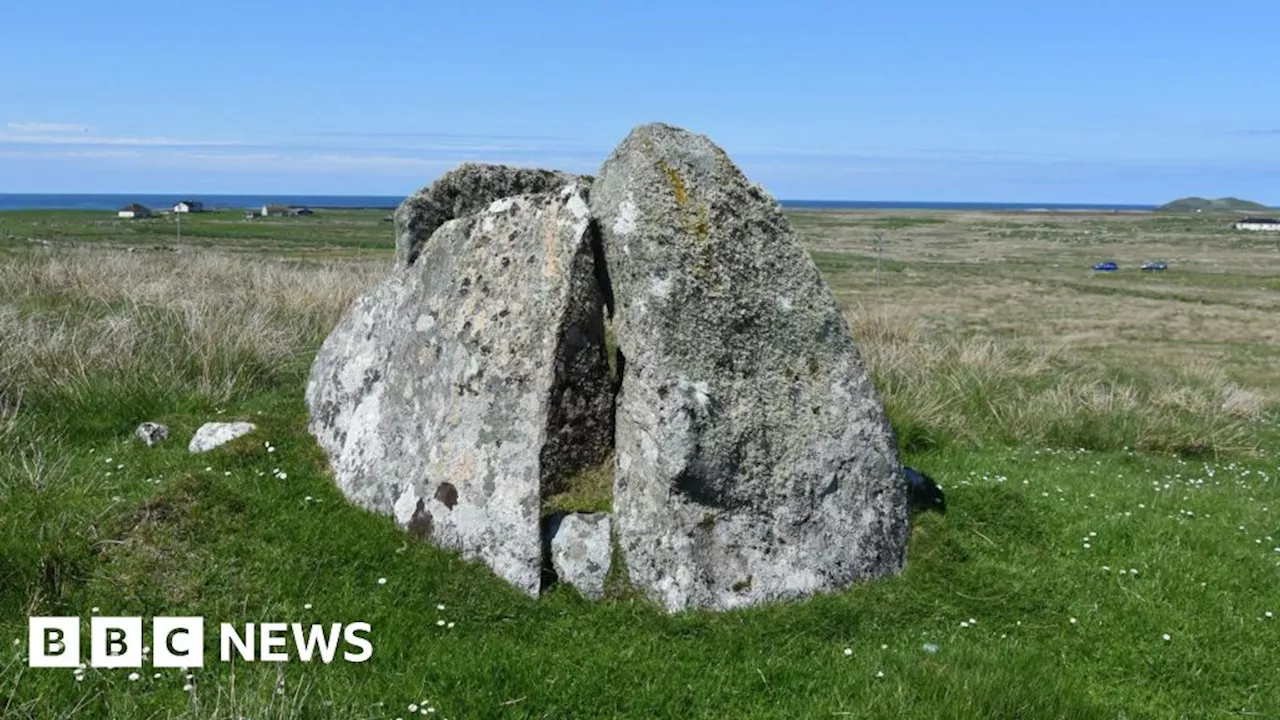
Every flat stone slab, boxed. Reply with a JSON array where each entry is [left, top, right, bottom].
[[590, 123, 908, 612], [307, 182, 613, 596], [548, 513, 613, 600], [189, 422, 256, 453]]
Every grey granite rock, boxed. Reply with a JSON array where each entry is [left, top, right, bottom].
[[548, 512, 613, 600], [395, 163, 581, 268], [135, 422, 169, 448], [189, 422, 256, 453], [307, 182, 613, 596], [590, 123, 908, 612]]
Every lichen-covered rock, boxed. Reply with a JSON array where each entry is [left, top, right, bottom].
[[590, 123, 908, 612], [306, 182, 613, 596], [548, 512, 613, 600], [395, 163, 581, 267], [135, 422, 169, 447], [189, 422, 256, 453]]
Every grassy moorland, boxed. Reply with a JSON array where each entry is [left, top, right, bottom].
[[1, 208, 1278, 719]]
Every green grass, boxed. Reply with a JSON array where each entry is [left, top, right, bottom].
[[2, 208, 1279, 718]]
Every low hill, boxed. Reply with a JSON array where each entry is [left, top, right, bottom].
[[1156, 196, 1272, 213]]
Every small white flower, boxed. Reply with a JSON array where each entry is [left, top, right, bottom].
[[1162, 633, 1171, 641], [1266, 612, 1274, 619], [91, 607, 100, 613], [1101, 566, 1111, 572], [437, 604, 446, 611], [378, 577, 387, 585], [153, 673, 162, 679], [436, 620, 445, 627], [185, 672, 194, 680], [409, 705, 420, 713], [224, 471, 231, 476], [880, 644, 888, 650], [922, 643, 939, 654], [1069, 617, 1078, 625], [268, 447, 277, 453], [1130, 568, 1139, 575], [843, 648, 852, 656], [183, 683, 194, 692], [305, 496, 313, 502], [875, 671, 885, 678], [1083, 543, 1091, 549], [128, 672, 140, 681], [959, 621, 969, 628], [304, 603, 313, 610], [447, 622, 455, 629], [278, 473, 288, 480], [205, 466, 212, 472], [968, 618, 976, 625]]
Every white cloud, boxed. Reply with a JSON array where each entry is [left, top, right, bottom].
[[6, 122, 94, 133]]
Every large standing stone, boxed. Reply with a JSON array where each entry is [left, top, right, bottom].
[[306, 182, 613, 596], [590, 123, 908, 612], [395, 164, 581, 268]]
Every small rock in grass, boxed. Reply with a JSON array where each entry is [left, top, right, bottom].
[[189, 422, 257, 453], [135, 422, 169, 447]]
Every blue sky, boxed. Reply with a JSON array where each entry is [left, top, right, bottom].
[[1, 0, 1276, 203]]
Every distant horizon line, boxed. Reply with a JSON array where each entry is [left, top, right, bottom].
[[0, 192, 1165, 209]]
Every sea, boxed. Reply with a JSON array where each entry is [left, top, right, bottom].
[[0, 194, 1156, 213]]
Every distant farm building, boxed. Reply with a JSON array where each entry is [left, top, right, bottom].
[[118, 203, 152, 219], [1234, 217, 1280, 231], [173, 200, 204, 213], [261, 204, 314, 217]]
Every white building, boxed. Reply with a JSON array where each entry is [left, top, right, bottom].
[[173, 200, 204, 213], [1234, 217, 1280, 231], [118, 203, 152, 219]]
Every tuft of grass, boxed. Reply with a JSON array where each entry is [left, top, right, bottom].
[[850, 310, 1270, 456]]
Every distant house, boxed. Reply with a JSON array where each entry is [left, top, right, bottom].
[[1234, 217, 1280, 231], [261, 204, 314, 217], [118, 203, 152, 219], [173, 200, 204, 213]]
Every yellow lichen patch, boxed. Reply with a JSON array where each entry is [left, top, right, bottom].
[[660, 161, 688, 206]]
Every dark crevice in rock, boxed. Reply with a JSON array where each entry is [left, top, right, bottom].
[[539, 512, 566, 593], [537, 222, 616, 501], [588, 218, 615, 320]]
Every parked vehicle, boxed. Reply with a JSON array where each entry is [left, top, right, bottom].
[[1141, 261, 1168, 271], [1092, 261, 1118, 272]]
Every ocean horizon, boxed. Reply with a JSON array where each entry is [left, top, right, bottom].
[[0, 193, 1157, 213]]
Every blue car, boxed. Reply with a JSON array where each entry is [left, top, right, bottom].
[[1092, 261, 1118, 272]]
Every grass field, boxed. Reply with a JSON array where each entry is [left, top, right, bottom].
[[1, 207, 1278, 718]]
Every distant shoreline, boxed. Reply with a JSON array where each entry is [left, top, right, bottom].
[[0, 193, 1157, 213]]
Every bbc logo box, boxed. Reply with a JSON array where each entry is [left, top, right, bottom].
[[29, 617, 204, 668], [28, 616, 371, 667]]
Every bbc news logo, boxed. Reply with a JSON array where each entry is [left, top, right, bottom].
[[28, 617, 372, 668]]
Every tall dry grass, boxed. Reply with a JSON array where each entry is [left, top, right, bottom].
[[0, 247, 1270, 456], [0, 249, 383, 407], [850, 309, 1270, 455]]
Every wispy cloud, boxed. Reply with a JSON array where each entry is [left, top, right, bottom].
[[6, 121, 94, 133], [0, 132, 249, 148], [1228, 129, 1280, 136]]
